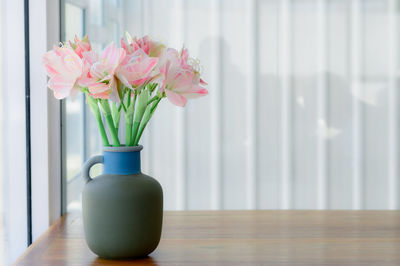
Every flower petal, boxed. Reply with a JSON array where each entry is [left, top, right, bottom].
[[165, 89, 187, 107], [101, 43, 126, 72], [88, 82, 110, 94], [182, 85, 208, 99], [48, 75, 75, 99]]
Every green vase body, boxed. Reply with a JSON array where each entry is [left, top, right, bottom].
[[82, 145, 163, 259]]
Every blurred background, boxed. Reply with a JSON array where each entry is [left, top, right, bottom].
[[62, 0, 400, 211], [1, 0, 400, 264]]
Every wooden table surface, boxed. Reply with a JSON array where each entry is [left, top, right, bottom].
[[15, 210, 400, 265]]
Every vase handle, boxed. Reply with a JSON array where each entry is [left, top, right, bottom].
[[82, 155, 103, 183]]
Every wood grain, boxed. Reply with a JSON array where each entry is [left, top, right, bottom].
[[14, 211, 400, 265]]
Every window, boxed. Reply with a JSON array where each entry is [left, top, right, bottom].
[[1, 0, 28, 264], [2, 0, 62, 264], [62, 0, 126, 212], [63, 2, 88, 211]]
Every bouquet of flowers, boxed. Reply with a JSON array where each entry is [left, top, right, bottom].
[[42, 33, 208, 147]]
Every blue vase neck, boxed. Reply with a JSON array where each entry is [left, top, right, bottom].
[[103, 146, 142, 175]]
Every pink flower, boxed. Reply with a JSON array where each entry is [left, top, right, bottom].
[[80, 43, 125, 101], [42, 46, 84, 99], [156, 48, 208, 107], [136, 35, 165, 57], [121, 34, 165, 57], [120, 37, 139, 55], [70, 35, 91, 58], [157, 48, 181, 70], [116, 48, 158, 88], [179, 48, 207, 86]]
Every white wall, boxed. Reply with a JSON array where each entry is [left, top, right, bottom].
[[66, 0, 400, 211], [136, 0, 399, 210]]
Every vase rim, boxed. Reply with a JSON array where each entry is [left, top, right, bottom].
[[103, 145, 143, 153]]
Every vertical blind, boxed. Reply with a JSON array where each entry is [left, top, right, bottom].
[[64, 0, 400, 211]]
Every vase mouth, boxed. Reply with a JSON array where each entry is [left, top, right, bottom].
[[103, 145, 143, 153]]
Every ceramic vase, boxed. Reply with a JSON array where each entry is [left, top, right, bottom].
[[82, 145, 163, 259]]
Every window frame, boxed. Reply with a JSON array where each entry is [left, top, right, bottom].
[[29, 0, 62, 242], [0, 0, 61, 263], [60, 0, 90, 214]]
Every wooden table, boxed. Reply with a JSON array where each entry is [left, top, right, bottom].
[[15, 211, 400, 265]]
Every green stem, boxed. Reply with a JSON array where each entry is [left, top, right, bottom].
[[100, 100, 120, 147], [117, 80, 127, 112], [95, 113, 110, 147], [104, 113, 120, 146], [150, 98, 162, 113], [148, 83, 158, 93], [124, 90, 135, 146], [86, 96, 110, 146], [120, 88, 128, 112], [129, 92, 138, 145], [111, 102, 121, 133], [127, 90, 131, 107], [131, 121, 140, 145], [134, 98, 162, 145], [147, 95, 158, 105], [126, 121, 132, 146], [132, 92, 137, 114], [119, 100, 127, 113]]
